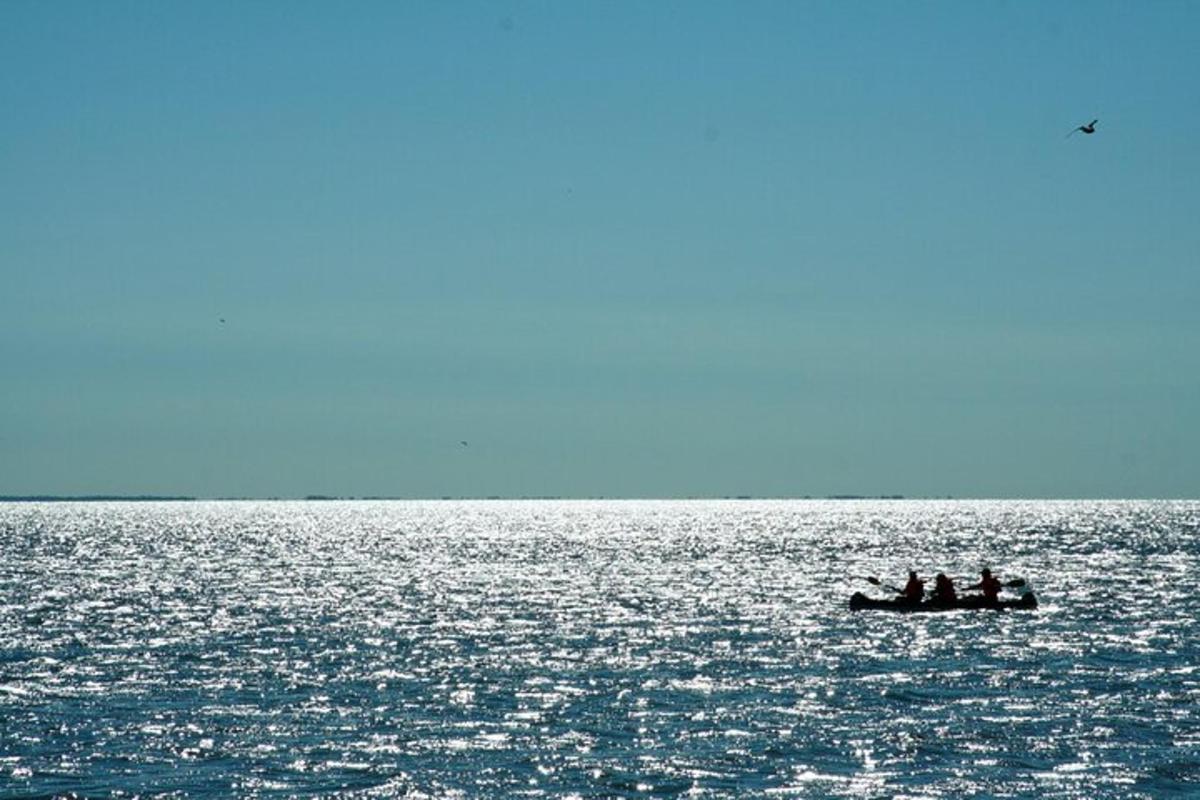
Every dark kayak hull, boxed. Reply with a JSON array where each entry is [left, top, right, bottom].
[[849, 591, 1038, 612]]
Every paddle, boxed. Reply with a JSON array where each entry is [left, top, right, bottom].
[[855, 574, 1026, 593], [955, 577, 1026, 589], [854, 575, 905, 595]]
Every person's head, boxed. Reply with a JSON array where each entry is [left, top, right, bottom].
[[908, 570, 917, 580], [935, 572, 948, 585], [981, 568, 992, 578]]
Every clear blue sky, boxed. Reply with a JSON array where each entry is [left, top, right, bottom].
[[2, 1, 1198, 498]]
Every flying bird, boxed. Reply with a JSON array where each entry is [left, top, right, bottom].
[[459, 441, 469, 447], [1067, 119, 1098, 138]]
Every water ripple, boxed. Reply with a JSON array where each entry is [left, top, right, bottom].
[[2, 499, 1198, 797]]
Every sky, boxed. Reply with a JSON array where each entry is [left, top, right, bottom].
[[2, 1, 1198, 498]]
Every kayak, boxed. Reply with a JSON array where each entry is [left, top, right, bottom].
[[849, 591, 1038, 612]]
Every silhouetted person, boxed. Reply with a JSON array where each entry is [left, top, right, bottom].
[[902, 570, 925, 604], [967, 568, 1002, 605], [1068, 119, 1098, 137], [930, 573, 957, 606]]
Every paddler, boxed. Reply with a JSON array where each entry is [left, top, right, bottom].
[[930, 573, 957, 605], [966, 568, 1002, 605], [902, 570, 925, 604]]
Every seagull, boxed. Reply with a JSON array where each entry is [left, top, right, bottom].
[[459, 441, 469, 447], [1067, 119, 1098, 138]]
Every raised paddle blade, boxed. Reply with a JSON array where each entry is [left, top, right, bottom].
[[857, 575, 905, 594], [873, 577, 905, 593]]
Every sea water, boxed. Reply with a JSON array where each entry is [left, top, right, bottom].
[[1, 500, 1198, 798]]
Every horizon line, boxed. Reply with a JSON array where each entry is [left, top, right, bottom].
[[1, 494, 1196, 503]]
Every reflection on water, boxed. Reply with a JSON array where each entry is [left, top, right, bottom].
[[1, 500, 1198, 797]]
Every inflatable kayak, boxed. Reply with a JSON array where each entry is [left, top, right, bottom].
[[849, 591, 1038, 612]]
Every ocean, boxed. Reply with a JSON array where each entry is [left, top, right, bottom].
[[1, 500, 1197, 798]]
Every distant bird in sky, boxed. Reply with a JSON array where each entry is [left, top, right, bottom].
[[460, 441, 469, 447], [219, 317, 226, 324], [1067, 119, 1098, 138]]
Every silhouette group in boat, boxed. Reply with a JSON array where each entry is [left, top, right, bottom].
[[903, 568, 1010, 605], [850, 568, 1035, 612]]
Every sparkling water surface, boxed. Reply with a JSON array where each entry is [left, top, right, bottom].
[[2, 500, 1198, 798]]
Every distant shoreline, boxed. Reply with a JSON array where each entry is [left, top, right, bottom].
[[0, 495, 1069, 502], [0, 495, 199, 502], [0, 494, 913, 503], [2, 495, 1189, 503]]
